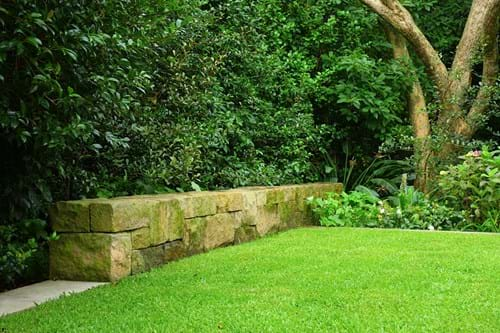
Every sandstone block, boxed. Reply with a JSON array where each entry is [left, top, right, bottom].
[[266, 188, 286, 205], [50, 233, 131, 282], [131, 227, 151, 249], [215, 192, 244, 213], [180, 194, 217, 218], [90, 199, 160, 232], [150, 198, 184, 245], [162, 198, 185, 241], [204, 214, 235, 250], [281, 185, 298, 202], [278, 201, 298, 229], [131, 241, 185, 274], [256, 204, 281, 236], [49, 200, 92, 232], [234, 225, 258, 244], [183, 217, 207, 255]]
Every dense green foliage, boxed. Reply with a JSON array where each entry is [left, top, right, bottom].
[[2, 228, 499, 332]]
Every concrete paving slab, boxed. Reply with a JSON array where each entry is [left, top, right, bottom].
[[0, 280, 107, 316]]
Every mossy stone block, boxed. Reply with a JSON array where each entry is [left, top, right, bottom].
[[181, 194, 217, 218], [278, 201, 298, 229], [90, 199, 160, 232], [49, 200, 93, 232], [294, 185, 316, 208], [234, 225, 259, 244], [131, 241, 185, 274], [131, 228, 151, 249], [266, 188, 286, 205], [215, 192, 244, 213], [315, 182, 343, 197], [150, 198, 184, 245], [50, 233, 131, 282], [163, 198, 185, 241], [256, 204, 281, 236], [204, 214, 235, 250], [183, 217, 207, 255]]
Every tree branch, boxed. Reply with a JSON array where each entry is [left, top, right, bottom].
[[448, 0, 500, 109], [360, 0, 449, 99], [465, 4, 500, 135]]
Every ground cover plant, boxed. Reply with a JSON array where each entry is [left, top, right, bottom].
[[1, 228, 499, 332]]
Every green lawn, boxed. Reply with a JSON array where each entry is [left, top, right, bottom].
[[2, 228, 499, 332]]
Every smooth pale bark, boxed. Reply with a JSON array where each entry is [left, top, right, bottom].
[[383, 24, 431, 192], [361, 0, 500, 191]]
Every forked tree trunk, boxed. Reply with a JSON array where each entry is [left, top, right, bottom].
[[361, 0, 500, 192]]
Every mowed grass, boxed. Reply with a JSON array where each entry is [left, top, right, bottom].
[[1, 228, 499, 332]]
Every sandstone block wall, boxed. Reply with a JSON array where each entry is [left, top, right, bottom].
[[49, 183, 342, 282]]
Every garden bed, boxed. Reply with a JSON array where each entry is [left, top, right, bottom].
[[1, 228, 499, 332]]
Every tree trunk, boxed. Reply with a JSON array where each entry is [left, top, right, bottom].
[[361, 0, 500, 192], [383, 24, 431, 192]]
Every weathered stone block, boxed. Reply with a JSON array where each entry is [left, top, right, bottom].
[[230, 211, 245, 229], [50, 233, 131, 282], [266, 188, 286, 205], [183, 217, 207, 255], [295, 208, 316, 226], [215, 192, 244, 213], [315, 182, 343, 197], [90, 199, 160, 232], [234, 225, 258, 244], [131, 241, 185, 274], [281, 185, 298, 202], [236, 207, 258, 226], [131, 227, 151, 249], [294, 185, 317, 212], [49, 200, 92, 232], [204, 214, 235, 250], [294, 183, 342, 212], [150, 198, 184, 245], [180, 194, 217, 218], [278, 201, 298, 229], [253, 190, 267, 206], [237, 189, 267, 210], [256, 204, 281, 236], [162, 198, 184, 241]]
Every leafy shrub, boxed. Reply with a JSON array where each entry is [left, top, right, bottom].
[[308, 191, 379, 227], [379, 187, 466, 230], [0, 219, 56, 290], [309, 186, 467, 231], [436, 147, 500, 231]]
